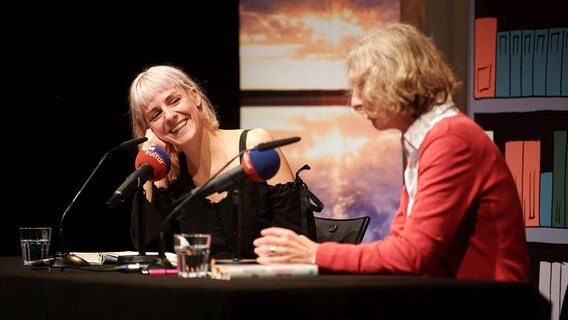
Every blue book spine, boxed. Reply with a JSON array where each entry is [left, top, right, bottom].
[[510, 30, 522, 97], [533, 29, 549, 96], [540, 172, 552, 227], [521, 30, 535, 96], [495, 31, 510, 97], [546, 28, 565, 96]]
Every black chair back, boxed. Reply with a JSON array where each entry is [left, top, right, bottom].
[[314, 216, 370, 244]]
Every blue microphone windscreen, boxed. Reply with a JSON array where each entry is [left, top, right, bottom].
[[153, 146, 172, 172], [248, 148, 280, 180]]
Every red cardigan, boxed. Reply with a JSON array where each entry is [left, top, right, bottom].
[[316, 113, 532, 282]]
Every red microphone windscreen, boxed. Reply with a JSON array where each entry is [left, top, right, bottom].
[[134, 146, 171, 181]]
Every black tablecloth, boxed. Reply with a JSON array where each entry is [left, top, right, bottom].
[[0, 256, 549, 319]]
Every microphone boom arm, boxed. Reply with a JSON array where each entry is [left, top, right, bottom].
[[57, 147, 114, 261], [53, 137, 148, 268]]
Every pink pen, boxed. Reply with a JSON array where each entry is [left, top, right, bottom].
[[142, 268, 178, 276]]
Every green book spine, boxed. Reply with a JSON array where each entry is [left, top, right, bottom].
[[552, 131, 567, 227]]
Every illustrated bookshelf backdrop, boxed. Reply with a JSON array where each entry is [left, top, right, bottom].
[[469, 1, 567, 319]]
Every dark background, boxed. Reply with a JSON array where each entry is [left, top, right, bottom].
[[3, 3, 240, 256]]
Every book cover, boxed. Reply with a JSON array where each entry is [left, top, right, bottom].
[[546, 28, 565, 96], [510, 30, 522, 97], [505, 140, 541, 226], [540, 172, 553, 227], [522, 141, 541, 226], [474, 17, 497, 99], [563, 30, 568, 96], [211, 262, 318, 280], [495, 31, 510, 97], [521, 29, 535, 96], [538, 260, 551, 302], [70, 251, 177, 266], [533, 29, 548, 96], [505, 140, 523, 203], [562, 263, 568, 316], [552, 131, 567, 227], [551, 262, 562, 320]]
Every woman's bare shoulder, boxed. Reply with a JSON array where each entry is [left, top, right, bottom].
[[244, 128, 274, 147], [218, 128, 274, 149]]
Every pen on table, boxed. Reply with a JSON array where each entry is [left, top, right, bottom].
[[141, 268, 178, 276]]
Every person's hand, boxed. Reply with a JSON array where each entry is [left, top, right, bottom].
[[253, 227, 319, 265], [141, 129, 168, 151]]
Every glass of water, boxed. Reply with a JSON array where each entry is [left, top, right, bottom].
[[19, 227, 52, 265], [174, 233, 211, 278]]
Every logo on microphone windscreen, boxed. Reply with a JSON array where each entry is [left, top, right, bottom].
[[135, 145, 171, 181]]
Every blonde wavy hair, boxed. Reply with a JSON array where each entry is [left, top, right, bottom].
[[346, 23, 459, 120], [128, 65, 220, 182]]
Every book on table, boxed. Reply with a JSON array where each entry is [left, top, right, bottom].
[[70, 251, 177, 266], [210, 261, 318, 280]]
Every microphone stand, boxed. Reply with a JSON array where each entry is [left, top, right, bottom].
[[52, 137, 148, 269], [231, 189, 242, 262], [116, 186, 162, 265], [52, 148, 115, 269], [217, 185, 250, 265]]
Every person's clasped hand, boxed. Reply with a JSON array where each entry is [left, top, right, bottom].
[[253, 227, 320, 264]]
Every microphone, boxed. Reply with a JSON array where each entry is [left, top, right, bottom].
[[111, 145, 172, 266], [51, 136, 148, 269], [188, 148, 280, 201], [106, 145, 171, 209], [117, 137, 149, 150], [252, 136, 301, 151]]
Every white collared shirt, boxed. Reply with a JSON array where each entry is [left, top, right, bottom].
[[402, 100, 459, 216]]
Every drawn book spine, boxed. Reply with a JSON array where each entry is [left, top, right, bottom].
[[505, 140, 541, 226], [495, 31, 510, 97], [552, 131, 567, 227], [474, 17, 497, 99]]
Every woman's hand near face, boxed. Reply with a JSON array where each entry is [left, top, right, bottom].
[[142, 129, 168, 150]]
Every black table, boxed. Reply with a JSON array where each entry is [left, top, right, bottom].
[[0, 256, 549, 319]]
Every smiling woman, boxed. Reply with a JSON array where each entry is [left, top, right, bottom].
[[125, 64, 320, 261]]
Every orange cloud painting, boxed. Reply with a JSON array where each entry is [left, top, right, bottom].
[[240, 0, 400, 90], [239, 0, 401, 242], [241, 106, 403, 242]]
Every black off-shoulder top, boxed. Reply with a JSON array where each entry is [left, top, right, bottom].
[[131, 130, 318, 259]]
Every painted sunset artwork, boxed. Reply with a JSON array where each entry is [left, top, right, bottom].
[[239, 0, 401, 242]]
